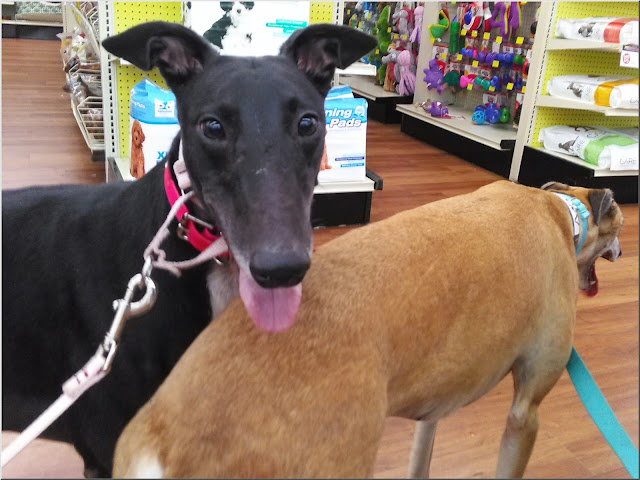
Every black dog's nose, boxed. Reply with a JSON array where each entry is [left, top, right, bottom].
[[249, 250, 310, 288]]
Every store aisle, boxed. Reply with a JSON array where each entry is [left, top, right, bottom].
[[2, 37, 637, 479]]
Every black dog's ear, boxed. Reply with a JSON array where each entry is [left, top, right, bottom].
[[101, 21, 215, 88], [279, 24, 377, 96], [587, 188, 615, 226], [541, 181, 571, 191]]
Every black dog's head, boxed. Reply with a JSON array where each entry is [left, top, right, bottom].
[[102, 22, 376, 331]]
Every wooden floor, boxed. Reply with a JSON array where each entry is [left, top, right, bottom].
[[2, 38, 638, 479]]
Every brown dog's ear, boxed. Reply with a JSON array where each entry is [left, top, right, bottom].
[[541, 181, 571, 191], [587, 189, 615, 226], [279, 24, 377, 96], [102, 21, 216, 88]]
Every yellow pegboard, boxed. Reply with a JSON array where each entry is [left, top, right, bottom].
[[555, 1, 639, 23], [113, 2, 183, 157], [530, 107, 638, 149], [309, 2, 334, 24]]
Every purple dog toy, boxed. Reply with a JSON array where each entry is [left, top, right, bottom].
[[426, 101, 449, 117], [423, 58, 444, 95]]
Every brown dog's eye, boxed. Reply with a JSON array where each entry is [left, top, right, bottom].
[[201, 119, 225, 140], [298, 116, 318, 136]]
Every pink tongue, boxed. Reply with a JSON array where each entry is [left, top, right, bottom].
[[238, 269, 302, 332]]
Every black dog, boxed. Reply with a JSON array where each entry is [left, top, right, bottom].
[[2, 21, 375, 478]]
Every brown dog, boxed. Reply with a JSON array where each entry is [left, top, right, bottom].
[[129, 119, 146, 178], [112, 181, 623, 478]]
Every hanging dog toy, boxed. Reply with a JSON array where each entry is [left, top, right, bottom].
[[397, 50, 416, 96], [489, 2, 508, 36], [423, 58, 444, 94], [410, 6, 424, 44], [428, 8, 450, 42], [462, 1, 483, 31]]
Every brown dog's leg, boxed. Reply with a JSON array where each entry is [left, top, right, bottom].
[[495, 355, 568, 478], [408, 420, 437, 478]]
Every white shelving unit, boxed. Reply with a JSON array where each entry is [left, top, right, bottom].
[[61, 2, 104, 160], [509, 1, 638, 196]]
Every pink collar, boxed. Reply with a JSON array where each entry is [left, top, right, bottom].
[[164, 147, 229, 256]]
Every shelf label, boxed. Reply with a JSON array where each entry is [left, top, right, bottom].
[[507, 82, 514, 90], [522, 86, 526, 93], [472, 60, 479, 67], [457, 54, 463, 61], [461, 29, 467, 36], [516, 36, 524, 45], [483, 32, 490, 40], [387, 27, 392, 33], [467, 83, 473, 90], [492, 60, 499, 67], [620, 44, 639, 68], [489, 86, 496, 92], [471, 30, 478, 37]]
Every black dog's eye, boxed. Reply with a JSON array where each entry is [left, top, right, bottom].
[[298, 116, 318, 136], [200, 119, 225, 140]]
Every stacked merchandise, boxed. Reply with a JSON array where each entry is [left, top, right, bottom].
[[344, 2, 422, 96], [418, 1, 536, 128], [541, 15, 639, 171], [58, 24, 103, 142]]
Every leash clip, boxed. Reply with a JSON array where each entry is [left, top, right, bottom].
[[101, 268, 157, 372]]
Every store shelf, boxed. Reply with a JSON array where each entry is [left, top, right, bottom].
[[547, 38, 622, 53], [335, 62, 377, 77], [68, 2, 100, 54], [536, 95, 638, 117], [397, 103, 517, 151], [339, 75, 405, 101], [1, 18, 62, 27], [531, 147, 638, 177], [71, 96, 104, 152]]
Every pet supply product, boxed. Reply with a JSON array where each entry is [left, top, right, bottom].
[[546, 75, 639, 109], [319, 88, 368, 183], [539, 125, 638, 170], [129, 79, 181, 178], [555, 17, 638, 45]]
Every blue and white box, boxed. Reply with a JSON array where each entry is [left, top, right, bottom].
[[129, 79, 181, 178], [319, 86, 368, 183]]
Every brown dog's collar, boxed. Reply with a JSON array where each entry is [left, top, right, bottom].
[[553, 193, 590, 255]]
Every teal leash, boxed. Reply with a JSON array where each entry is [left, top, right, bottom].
[[566, 347, 639, 478]]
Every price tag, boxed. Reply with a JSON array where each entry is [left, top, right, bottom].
[[375, 49, 379, 55], [461, 29, 467, 36], [489, 86, 496, 92], [467, 83, 473, 90], [347, 9, 350, 14], [496, 36, 503, 44], [457, 54, 463, 61], [516, 36, 524, 45], [492, 60, 499, 67], [483, 32, 490, 40], [507, 82, 514, 90], [472, 60, 479, 67], [358, 22, 362, 27], [522, 86, 526, 93], [472, 30, 478, 37], [402, 34, 407, 40], [387, 27, 392, 33]]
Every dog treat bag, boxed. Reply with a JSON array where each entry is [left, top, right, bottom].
[[547, 75, 639, 109], [539, 125, 638, 170], [129, 79, 181, 179]]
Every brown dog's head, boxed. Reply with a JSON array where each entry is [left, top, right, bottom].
[[542, 182, 624, 296], [131, 120, 145, 147]]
